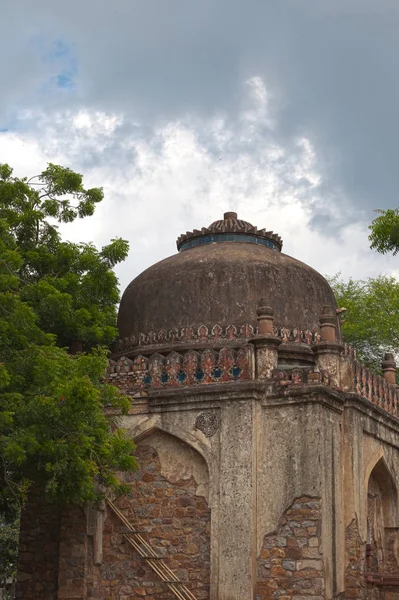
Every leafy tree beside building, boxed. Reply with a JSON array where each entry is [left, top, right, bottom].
[[328, 208, 399, 373], [369, 208, 399, 255], [329, 274, 399, 371], [0, 162, 137, 514]]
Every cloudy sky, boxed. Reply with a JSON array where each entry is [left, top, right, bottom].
[[2, 0, 399, 293]]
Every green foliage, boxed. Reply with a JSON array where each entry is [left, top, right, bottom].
[[369, 208, 399, 255], [0, 163, 129, 350], [0, 513, 19, 591], [329, 274, 399, 371], [0, 163, 136, 509]]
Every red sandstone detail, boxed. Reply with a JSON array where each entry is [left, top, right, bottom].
[[106, 345, 254, 391]]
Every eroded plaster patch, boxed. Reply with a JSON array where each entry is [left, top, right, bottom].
[[138, 429, 209, 501]]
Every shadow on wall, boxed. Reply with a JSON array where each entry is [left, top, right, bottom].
[[366, 457, 399, 574]]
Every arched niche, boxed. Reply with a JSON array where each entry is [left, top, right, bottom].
[[96, 427, 212, 600], [136, 428, 210, 501], [133, 417, 214, 471], [366, 457, 399, 573]]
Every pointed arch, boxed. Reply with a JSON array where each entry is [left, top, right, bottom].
[[367, 456, 398, 528], [136, 427, 210, 501], [130, 415, 216, 478], [365, 453, 398, 528], [364, 454, 399, 573], [101, 424, 212, 598], [123, 416, 219, 598]]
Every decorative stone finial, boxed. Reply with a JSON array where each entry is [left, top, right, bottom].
[[319, 305, 337, 342], [257, 298, 275, 335], [176, 213, 283, 252], [382, 352, 396, 385], [253, 299, 281, 379]]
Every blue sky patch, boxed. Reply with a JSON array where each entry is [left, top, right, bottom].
[[32, 35, 78, 93]]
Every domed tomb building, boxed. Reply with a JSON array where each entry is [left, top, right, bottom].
[[118, 211, 337, 346], [16, 213, 399, 600]]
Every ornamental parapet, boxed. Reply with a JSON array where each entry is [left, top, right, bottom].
[[267, 343, 399, 420], [109, 303, 399, 423], [107, 345, 254, 393], [347, 352, 399, 416]]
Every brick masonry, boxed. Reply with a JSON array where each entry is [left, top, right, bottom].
[[88, 441, 211, 599], [256, 496, 324, 600], [58, 506, 88, 599], [342, 517, 367, 600], [16, 490, 61, 600], [340, 518, 399, 600]]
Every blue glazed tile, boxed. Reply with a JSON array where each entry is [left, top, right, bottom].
[[212, 367, 223, 379], [179, 232, 280, 252], [177, 371, 187, 383], [195, 369, 205, 382], [231, 366, 242, 379]]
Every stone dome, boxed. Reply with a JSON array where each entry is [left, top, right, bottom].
[[117, 212, 338, 341]]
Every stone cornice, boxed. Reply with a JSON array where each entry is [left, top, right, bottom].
[[111, 324, 321, 358]]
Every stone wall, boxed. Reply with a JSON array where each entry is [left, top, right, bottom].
[[343, 517, 367, 599], [341, 518, 399, 600], [58, 506, 88, 600], [16, 491, 61, 600], [89, 432, 211, 599], [256, 496, 324, 600]]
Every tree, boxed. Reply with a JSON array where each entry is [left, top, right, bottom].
[[0, 513, 19, 594], [0, 162, 137, 510], [329, 274, 399, 371], [369, 209, 399, 255]]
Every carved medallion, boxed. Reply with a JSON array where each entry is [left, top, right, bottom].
[[195, 412, 219, 438]]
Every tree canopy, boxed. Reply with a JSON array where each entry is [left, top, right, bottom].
[[0, 163, 136, 511], [330, 205, 399, 368], [369, 209, 399, 255], [329, 274, 399, 371]]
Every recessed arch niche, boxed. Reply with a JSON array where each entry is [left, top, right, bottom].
[[94, 428, 211, 599], [366, 457, 399, 573]]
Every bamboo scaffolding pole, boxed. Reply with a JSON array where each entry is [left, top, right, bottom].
[[106, 499, 198, 600]]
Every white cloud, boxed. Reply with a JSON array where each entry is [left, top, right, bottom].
[[0, 76, 396, 299]]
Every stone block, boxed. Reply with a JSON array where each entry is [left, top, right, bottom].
[[302, 547, 321, 559], [297, 559, 322, 571], [282, 560, 296, 571]]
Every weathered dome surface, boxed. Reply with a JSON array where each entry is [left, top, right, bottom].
[[117, 213, 338, 341]]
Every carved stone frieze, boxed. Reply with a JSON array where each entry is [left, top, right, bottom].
[[112, 323, 322, 355]]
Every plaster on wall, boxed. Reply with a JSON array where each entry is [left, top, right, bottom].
[[137, 429, 210, 501]]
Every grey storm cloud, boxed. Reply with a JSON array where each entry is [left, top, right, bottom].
[[2, 0, 399, 229]]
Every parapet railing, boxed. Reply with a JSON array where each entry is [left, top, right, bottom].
[[343, 345, 399, 417], [106, 345, 254, 390], [108, 300, 399, 423], [270, 342, 399, 420]]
